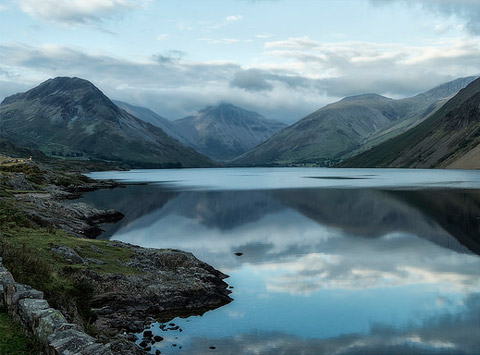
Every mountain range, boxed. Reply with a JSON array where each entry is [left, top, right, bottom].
[[116, 101, 286, 161], [0, 77, 213, 168], [339, 77, 480, 169], [1, 75, 479, 170], [233, 77, 477, 167]]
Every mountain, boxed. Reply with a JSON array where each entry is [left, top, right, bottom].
[[172, 103, 287, 161], [233, 77, 477, 167], [0, 77, 214, 168], [113, 100, 181, 142], [339, 77, 480, 169], [113, 101, 286, 161]]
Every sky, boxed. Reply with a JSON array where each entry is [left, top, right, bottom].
[[0, 0, 479, 123]]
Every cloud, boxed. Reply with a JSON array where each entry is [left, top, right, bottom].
[[265, 36, 319, 50], [206, 14, 244, 30], [156, 33, 168, 41], [153, 50, 186, 64], [15, 0, 142, 26], [1, 36, 480, 122], [231, 69, 273, 92], [371, 0, 480, 36], [226, 15, 243, 22]]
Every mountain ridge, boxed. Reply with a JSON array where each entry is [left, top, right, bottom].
[[233, 76, 478, 167], [0, 77, 214, 168], [339, 77, 480, 169], [120, 101, 287, 161]]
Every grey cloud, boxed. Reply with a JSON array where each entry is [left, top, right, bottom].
[[153, 50, 186, 64], [1, 40, 480, 123], [230, 69, 273, 92]]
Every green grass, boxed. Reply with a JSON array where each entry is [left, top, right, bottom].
[[0, 196, 139, 335], [0, 310, 40, 355]]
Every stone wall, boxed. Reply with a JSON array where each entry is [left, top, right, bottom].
[[0, 256, 113, 355]]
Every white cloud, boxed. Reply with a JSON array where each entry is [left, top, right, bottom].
[[226, 15, 243, 22], [256, 33, 272, 39], [371, 0, 480, 36], [265, 36, 319, 50], [15, 0, 143, 25]]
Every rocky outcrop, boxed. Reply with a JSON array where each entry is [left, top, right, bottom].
[[0, 256, 112, 354], [1, 241, 232, 354], [15, 193, 124, 238], [88, 243, 232, 335]]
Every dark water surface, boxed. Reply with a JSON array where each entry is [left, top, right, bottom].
[[84, 168, 480, 354]]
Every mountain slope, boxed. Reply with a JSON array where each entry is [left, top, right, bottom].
[[233, 77, 477, 166], [339, 77, 480, 168], [172, 103, 287, 161], [113, 100, 182, 142], [0, 77, 214, 168]]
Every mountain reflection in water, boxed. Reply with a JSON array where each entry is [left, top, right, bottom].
[[81, 173, 480, 355]]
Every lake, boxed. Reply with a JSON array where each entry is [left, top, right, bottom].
[[83, 168, 480, 355]]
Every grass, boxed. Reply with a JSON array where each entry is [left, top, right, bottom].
[[0, 310, 41, 355], [0, 194, 139, 335]]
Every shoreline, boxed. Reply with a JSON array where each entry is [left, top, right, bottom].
[[0, 160, 232, 354]]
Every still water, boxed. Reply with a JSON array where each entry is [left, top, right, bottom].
[[84, 168, 480, 355]]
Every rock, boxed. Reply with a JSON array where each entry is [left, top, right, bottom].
[[47, 329, 96, 354], [153, 335, 163, 342], [210, 346, 216, 349], [35, 309, 68, 342], [12, 288, 44, 305], [126, 333, 138, 342], [79, 342, 114, 355], [5, 283, 44, 308], [143, 330, 153, 338], [18, 298, 49, 326], [234, 252, 243, 256], [15, 194, 124, 238], [51, 246, 86, 264], [139, 340, 149, 348], [89, 246, 232, 336], [110, 335, 145, 355], [86, 258, 106, 265]]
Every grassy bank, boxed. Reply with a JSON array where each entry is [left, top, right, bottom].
[[0, 310, 40, 354], [0, 159, 140, 337], [0, 197, 139, 334]]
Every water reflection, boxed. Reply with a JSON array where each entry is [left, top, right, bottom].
[[81, 184, 480, 354], [178, 291, 480, 354]]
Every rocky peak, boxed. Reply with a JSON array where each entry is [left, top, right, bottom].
[[2, 77, 118, 114]]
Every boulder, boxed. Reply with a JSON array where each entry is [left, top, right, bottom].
[[51, 246, 86, 264]]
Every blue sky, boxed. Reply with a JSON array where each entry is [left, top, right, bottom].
[[1, 0, 480, 122]]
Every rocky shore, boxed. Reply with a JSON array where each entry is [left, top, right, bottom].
[[0, 161, 232, 354]]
